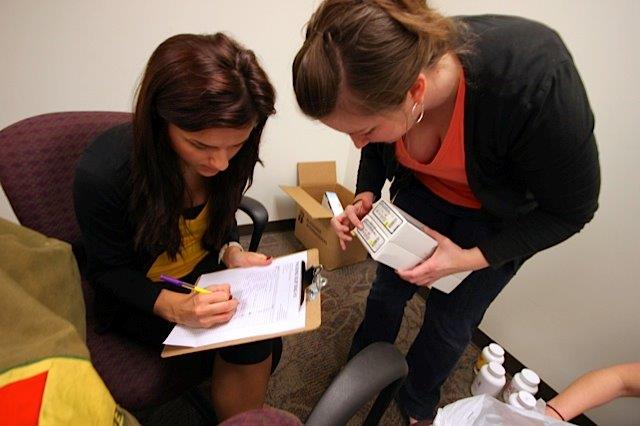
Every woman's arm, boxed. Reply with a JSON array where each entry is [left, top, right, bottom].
[[355, 143, 389, 201], [217, 219, 273, 268], [546, 362, 640, 421], [478, 60, 600, 268], [74, 162, 163, 313]]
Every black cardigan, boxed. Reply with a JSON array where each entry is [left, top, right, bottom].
[[355, 15, 600, 268], [74, 123, 239, 320]]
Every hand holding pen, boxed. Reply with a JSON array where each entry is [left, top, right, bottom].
[[154, 275, 237, 328]]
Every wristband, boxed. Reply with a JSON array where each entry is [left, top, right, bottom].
[[546, 403, 566, 421], [218, 241, 244, 265]]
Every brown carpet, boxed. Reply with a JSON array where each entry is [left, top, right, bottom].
[[144, 230, 480, 425]]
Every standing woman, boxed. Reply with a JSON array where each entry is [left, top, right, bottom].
[[293, 0, 599, 423], [75, 33, 279, 420]]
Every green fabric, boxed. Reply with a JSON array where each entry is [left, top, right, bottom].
[[0, 219, 139, 425], [0, 219, 87, 369]]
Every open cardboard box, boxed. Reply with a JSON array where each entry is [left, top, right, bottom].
[[281, 161, 368, 270]]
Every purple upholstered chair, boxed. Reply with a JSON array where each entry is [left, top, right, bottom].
[[0, 111, 268, 421]]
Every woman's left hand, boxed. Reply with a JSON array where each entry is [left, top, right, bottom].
[[396, 226, 489, 287], [224, 246, 273, 268]]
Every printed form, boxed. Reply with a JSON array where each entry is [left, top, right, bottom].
[[163, 251, 308, 348]]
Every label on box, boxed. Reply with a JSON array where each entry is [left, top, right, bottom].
[[356, 217, 385, 253], [372, 201, 402, 234]]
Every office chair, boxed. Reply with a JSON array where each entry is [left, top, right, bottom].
[[0, 111, 269, 417], [306, 341, 408, 425]]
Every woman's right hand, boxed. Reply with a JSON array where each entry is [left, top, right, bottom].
[[153, 284, 239, 328], [331, 191, 374, 250]]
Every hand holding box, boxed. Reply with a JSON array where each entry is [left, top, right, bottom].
[[354, 200, 469, 293]]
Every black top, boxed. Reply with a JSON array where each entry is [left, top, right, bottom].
[[74, 123, 239, 321], [355, 15, 600, 268]]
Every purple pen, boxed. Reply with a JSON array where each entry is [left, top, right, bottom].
[[159, 274, 211, 294]]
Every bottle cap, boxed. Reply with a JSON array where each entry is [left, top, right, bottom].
[[521, 368, 540, 386], [487, 362, 505, 377], [488, 343, 505, 356], [517, 390, 536, 409]]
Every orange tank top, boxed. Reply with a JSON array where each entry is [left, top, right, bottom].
[[395, 73, 481, 209]]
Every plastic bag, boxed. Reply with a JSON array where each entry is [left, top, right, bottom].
[[433, 395, 573, 426]]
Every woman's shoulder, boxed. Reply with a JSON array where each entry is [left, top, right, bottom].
[[458, 15, 573, 95], [76, 122, 133, 186], [460, 15, 568, 54], [461, 14, 558, 34]]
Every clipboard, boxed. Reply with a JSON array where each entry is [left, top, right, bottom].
[[161, 249, 324, 358]]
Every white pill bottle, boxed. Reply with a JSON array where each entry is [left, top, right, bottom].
[[502, 368, 540, 401], [507, 390, 537, 411], [474, 343, 505, 374], [471, 362, 506, 397]]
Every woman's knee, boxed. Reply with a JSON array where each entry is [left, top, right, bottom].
[[218, 337, 283, 374]]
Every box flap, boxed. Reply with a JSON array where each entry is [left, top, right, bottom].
[[280, 186, 333, 219], [297, 162, 336, 186]]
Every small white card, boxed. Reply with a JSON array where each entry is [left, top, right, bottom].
[[321, 191, 344, 216]]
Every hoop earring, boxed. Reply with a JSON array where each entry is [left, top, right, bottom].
[[411, 102, 424, 124]]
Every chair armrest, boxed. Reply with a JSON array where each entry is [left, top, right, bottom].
[[238, 196, 269, 252], [306, 342, 408, 426]]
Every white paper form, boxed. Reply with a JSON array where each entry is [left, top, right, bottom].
[[163, 251, 308, 348]]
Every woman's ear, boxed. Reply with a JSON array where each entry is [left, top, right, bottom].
[[408, 72, 428, 105]]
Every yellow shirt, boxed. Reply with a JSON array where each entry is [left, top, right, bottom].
[[146, 204, 209, 282]]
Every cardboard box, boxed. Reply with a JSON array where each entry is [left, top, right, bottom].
[[354, 199, 469, 293], [281, 162, 368, 270]]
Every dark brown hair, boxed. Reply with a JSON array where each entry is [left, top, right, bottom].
[[131, 33, 275, 258], [293, 0, 466, 117]]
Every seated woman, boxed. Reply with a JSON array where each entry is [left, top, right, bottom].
[[74, 32, 279, 420]]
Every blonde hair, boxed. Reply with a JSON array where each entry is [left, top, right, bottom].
[[293, 0, 466, 117]]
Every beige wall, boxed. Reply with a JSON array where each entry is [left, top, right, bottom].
[[2, 1, 638, 424]]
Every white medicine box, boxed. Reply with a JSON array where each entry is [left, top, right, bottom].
[[354, 199, 469, 294]]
